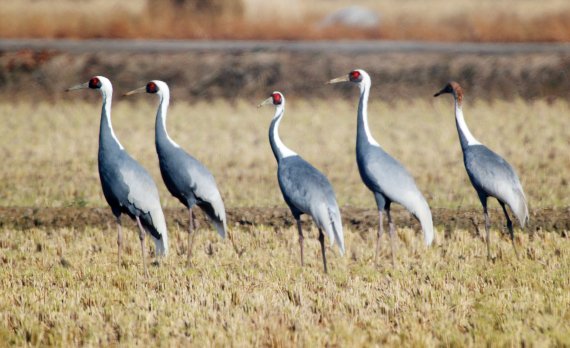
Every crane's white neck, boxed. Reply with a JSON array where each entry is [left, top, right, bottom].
[[454, 101, 481, 148], [157, 89, 180, 148], [100, 86, 124, 150], [272, 104, 297, 159], [358, 78, 380, 147]]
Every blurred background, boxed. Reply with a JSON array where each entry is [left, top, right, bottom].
[[3, 0, 570, 41], [1, 0, 570, 101]]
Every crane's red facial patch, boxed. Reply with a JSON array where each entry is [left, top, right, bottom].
[[146, 82, 158, 94], [88, 77, 102, 89], [349, 70, 362, 82], [272, 93, 282, 105]]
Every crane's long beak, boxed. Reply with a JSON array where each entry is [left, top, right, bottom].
[[326, 75, 350, 84], [257, 97, 273, 108], [66, 82, 89, 92], [124, 86, 146, 96], [433, 87, 448, 97]]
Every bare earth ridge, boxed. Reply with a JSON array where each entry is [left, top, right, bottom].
[[1, 207, 568, 235]]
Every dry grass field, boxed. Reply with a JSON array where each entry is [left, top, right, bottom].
[[0, 98, 568, 209], [2, 0, 570, 41], [1, 97, 569, 346], [1, 224, 569, 346]]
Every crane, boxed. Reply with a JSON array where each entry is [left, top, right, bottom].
[[258, 91, 344, 273], [328, 69, 434, 264], [67, 76, 168, 276], [125, 80, 228, 262], [434, 81, 528, 259]]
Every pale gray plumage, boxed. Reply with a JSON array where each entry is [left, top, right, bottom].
[[434, 81, 528, 259], [125, 80, 227, 262], [259, 91, 344, 273], [328, 69, 434, 263], [67, 76, 168, 276]]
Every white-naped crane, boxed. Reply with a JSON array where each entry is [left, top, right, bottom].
[[328, 69, 434, 264], [125, 80, 230, 262], [259, 91, 344, 273], [67, 76, 168, 276], [434, 81, 528, 259]]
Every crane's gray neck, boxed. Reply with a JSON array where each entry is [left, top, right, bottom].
[[155, 91, 180, 151], [454, 101, 480, 151], [99, 89, 124, 153], [356, 80, 380, 150], [269, 105, 297, 163]]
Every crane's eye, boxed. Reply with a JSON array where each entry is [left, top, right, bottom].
[[349, 70, 361, 81], [88, 77, 102, 89], [272, 93, 282, 105], [146, 82, 158, 93]]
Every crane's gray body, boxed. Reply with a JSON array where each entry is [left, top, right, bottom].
[[155, 108, 227, 237], [97, 96, 168, 255], [354, 84, 433, 245], [357, 133, 425, 214], [456, 120, 528, 226], [269, 112, 344, 253]]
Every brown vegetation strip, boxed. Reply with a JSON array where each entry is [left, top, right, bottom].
[[3, 49, 570, 102], [1, 206, 568, 234]]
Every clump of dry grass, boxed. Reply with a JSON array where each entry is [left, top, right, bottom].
[[2, 0, 570, 41], [0, 223, 568, 345], [0, 99, 568, 209]]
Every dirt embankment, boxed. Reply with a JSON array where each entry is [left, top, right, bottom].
[[1, 207, 569, 235], [1, 47, 570, 102]]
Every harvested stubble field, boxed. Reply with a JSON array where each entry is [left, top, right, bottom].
[[1, 97, 569, 345], [1, 223, 569, 346]]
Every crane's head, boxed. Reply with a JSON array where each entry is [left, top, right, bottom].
[[327, 69, 370, 86], [124, 80, 170, 97], [434, 81, 464, 106], [257, 91, 285, 108], [66, 76, 112, 94]]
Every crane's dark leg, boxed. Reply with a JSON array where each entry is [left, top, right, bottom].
[[386, 207, 396, 266], [318, 228, 328, 274], [500, 201, 520, 260], [192, 209, 199, 230], [187, 207, 196, 264], [116, 216, 123, 267], [296, 219, 304, 267], [482, 201, 492, 260], [375, 210, 384, 264], [135, 216, 149, 277]]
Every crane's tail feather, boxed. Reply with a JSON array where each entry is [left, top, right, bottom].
[[141, 210, 169, 257], [199, 202, 227, 239], [211, 217, 227, 239], [414, 197, 434, 247], [327, 206, 345, 255], [514, 189, 529, 228], [152, 234, 168, 257]]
